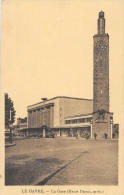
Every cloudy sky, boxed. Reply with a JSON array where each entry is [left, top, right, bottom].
[[1, 0, 124, 127]]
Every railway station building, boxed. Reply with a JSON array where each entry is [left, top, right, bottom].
[[26, 96, 93, 138]]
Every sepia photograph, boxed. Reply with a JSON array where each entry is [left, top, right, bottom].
[[0, 0, 124, 195]]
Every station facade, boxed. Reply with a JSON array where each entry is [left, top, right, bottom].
[[26, 96, 93, 138]]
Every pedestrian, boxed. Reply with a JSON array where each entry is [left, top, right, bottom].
[[104, 133, 107, 139], [94, 133, 97, 140], [53, 133, 55, 139]]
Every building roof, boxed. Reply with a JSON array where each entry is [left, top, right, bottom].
[[27, 96, 93, 108]]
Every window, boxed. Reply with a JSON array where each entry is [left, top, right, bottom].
[[110, 117, 113, 120], [65, 120, 71, 124], [79, 118, 85, 123], [70, 119, 77, 124], [87, 117, 92, 122]]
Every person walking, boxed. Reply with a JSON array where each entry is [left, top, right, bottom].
[[94, 133, 97, 140], [104, 133, 107, 139]]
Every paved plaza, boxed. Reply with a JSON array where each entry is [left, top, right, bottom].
[[5, 138, 118, 185]]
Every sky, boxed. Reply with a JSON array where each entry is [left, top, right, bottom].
[[1, 0, 124, 127]]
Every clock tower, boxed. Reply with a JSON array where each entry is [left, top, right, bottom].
[[92, 11, 113, 139]]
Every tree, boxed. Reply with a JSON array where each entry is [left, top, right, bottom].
[[5, 93, 16, 128]]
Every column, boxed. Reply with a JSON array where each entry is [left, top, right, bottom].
[[40, 108, 43, 126], [77, 129, 80, 137], [43, 107, 46, 138], [36, 109, 40, 128], [34, 111, 36, 127], [37, 109, 39, 127], [58, 129, 61, 137], [32, 111, 34, 128], [27, 111, 30, 128], [50, 106, 54, 128], [43, 128, 46, 138]]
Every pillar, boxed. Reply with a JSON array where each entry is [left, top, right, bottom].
[[43, 128, 46, 138], [110, 122, 113, 139]]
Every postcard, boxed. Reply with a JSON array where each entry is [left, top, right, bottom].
[[0, 0, 124, 195]]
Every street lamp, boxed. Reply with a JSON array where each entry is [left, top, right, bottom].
[[41, 98, 47, 138]]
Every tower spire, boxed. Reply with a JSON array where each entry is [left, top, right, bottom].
[[98, 11, 105, 34]]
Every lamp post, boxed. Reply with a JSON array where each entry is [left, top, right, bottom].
[[41, 98, 47, 138]]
